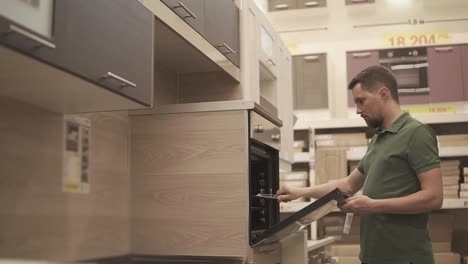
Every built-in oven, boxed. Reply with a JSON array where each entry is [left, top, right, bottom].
[[248, 110, 349, 248], [379, 47, 429, 95]]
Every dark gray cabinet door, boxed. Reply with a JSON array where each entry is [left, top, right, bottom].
[[0, 16, 56, 67], [461, 45, 468, 101], [53, 0, 153, 106], [269, 0, 297, 11], [428, 46, 464, 103], [345, 0, 375, 5], [346, 50, 378, 106], [205, 0, 240, 67], [293, 54, 328, 109], [161, 0, 205, 35]]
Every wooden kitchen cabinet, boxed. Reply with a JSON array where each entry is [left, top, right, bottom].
[[53, 0, 153, 106], [346, 50, 379, 107], [0, 1, 57, 69], [461, 45, 468, 101], [345, 0, 375, 5], [205, 0, 240, 67], [297, 0, 327, 9], [268, 0, 326, 11], [428, 45, 464, 103], [161, 0, 205, 35], [293, 53, 328, 109], [268, 0, 298, 11]]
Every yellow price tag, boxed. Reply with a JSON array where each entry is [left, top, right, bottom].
[[384, 31, 452, 47], [401, 105, 456, 115]]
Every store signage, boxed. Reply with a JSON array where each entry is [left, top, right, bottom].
[[401, 105, 456, 115], [384, 31, 452, 47]]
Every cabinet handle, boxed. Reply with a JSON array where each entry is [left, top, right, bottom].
[[173, 2, 197, 19], [101, 72, 136, 88], [351, 52, 371, 58], [6, 24, 56, 49], [304, 55, 319, 61], [435, 47, 453, 52], [274, 4, 289, 9], [216, 43, 236, 54], [267, 58, 276, 66], [304, 1, 319, 7], [351, 0, 369, 3]]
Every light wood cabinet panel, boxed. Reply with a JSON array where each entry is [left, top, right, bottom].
[[0, 97, 130, 261], [130, 110, 249, 257]]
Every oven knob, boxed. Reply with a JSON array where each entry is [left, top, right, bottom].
[[258, 179, 265, 187], [259, 209, 265, 216], [271, 133, 281, 141], [387, 51, 393, 58], [260, 218, 266, 223], [255, 125, 264, 133], [412, 50, 418, 56]]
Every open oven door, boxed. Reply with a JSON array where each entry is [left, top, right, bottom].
[[250, 188, 348, 248]]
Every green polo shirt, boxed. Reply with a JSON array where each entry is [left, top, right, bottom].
[[357, 112, 440, 264]]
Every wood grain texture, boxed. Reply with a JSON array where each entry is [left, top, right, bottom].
[[130, 110, 250, 257], [0, 97, 130, 261], [178, 71, 241, 103]]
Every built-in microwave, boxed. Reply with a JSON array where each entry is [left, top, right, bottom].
[[379, 47, 429, 95]]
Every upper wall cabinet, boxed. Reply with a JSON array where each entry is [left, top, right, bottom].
[[53, 0, 153, 106], [346, 50, 378, 106], [162, 0, 240, 67], [427, 46, 464, 103], [160, 0, 205, 35], [0, 0, 56, 64], [268, 0, 326, 12], [0, 0, 154, 112], [345, 0, 375, 5], [205, 0, 240, 67], [462, 45, 468, 101], [293, 53, 328, 109]]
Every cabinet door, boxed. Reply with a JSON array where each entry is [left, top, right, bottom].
[[0, 0, 56, 66], [53, 0, 153, 106], [294, 54, 328, 109], [345, 0, 375, 5], [161, 0, 205, 35], [297, 0, 327, 9], [205, 0, 240, 67], [460, 45, 468, 101], [269, 0, 297, 11], [428, 46, 464, 103], [346, 50, 379, 106]]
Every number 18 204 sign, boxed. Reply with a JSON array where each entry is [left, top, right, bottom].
[[384, 31, 452, 47]]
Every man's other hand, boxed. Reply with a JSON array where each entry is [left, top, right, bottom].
[[339, 194, 376, 214]]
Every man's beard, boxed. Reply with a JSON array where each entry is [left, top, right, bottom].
[[365, 117, 383, 129]]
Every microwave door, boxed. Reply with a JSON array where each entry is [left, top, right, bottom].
[[251, 188, 346, 248]]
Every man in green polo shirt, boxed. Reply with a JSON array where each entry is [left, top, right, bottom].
[[276, 65, 443, 264]]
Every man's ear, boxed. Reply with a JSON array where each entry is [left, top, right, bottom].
[[379, 87, 390, 101]]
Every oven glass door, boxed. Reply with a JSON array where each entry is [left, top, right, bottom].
[[249, 140, 280, 244], [251, 188, 348, 248]]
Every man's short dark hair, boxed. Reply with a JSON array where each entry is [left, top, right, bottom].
[[348, 65, 399, 104]]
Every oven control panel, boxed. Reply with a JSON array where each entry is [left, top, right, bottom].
[[249, 111, 281, 150]]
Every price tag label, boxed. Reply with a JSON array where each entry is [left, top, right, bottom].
[[384, 31, 452, 47], [401, 105, 456, 115]]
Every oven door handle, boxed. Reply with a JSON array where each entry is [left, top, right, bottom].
[[391, 62, 428, 70]]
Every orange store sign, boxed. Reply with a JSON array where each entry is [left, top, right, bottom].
[[384, 31, 452, 47]]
